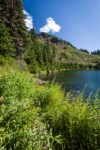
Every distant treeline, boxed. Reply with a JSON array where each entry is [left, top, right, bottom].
[[80, 49, 100, 56], [91, 49, 100, 55], [79, 49, 89, 54], [57, 63, 100, 70]]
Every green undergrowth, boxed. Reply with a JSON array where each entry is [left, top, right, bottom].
[[0, 67, 100, 150]]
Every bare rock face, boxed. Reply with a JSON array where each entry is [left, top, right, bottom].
[[38, 32, 76, 49], [35, 79, 49, 85]]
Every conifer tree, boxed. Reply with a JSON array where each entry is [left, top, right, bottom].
[[0, 19, 15, 57], [0, 0, 29, 58], [44, 41, 53, 64], [29, 28, 37, 40]]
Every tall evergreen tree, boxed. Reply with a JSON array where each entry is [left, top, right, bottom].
[[0, 19, 15, 57], [45, 41, 53, 64], [29, 28, 37, 40], [0, 0, 29, 58]]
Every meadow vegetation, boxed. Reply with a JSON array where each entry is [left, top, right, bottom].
[[0, 66, 100, 150]]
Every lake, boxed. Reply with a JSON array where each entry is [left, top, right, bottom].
[[39, 70, 100, 97]]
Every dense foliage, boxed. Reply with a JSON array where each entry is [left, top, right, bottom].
[[0, 67, 100, 149], [0, 19, 15, 58], [0, 0, 57, 72], [0, 0, 29, 57]]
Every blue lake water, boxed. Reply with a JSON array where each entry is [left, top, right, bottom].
[[39, 70, 100, 97]]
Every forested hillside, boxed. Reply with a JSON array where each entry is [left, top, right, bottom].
[[0, 0, 100, 73]]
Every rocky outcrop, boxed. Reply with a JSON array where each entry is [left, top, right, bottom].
[[35, 79, 49, 85], [38, 32, 76, 49]]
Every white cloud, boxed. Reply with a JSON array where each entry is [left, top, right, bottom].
[[23, 10, 33, 31], [39, 17, 61, 33]]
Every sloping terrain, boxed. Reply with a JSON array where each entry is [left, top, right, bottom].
[[38, 33, 100, 65]]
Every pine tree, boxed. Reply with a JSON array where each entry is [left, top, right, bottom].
[[24, 46, 40, 73], [0, 0, 29, 58], [44, 41, 53, 64], [52, 44, 56, 59], [0, 19, 15, 57], [29, 28, 37, 40]]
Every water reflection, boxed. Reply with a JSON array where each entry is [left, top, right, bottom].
[[39, 70, 100, 97]]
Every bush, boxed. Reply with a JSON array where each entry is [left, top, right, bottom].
[[33, 84, 64, 110], [0, 71, 34, 104], [0, 68, 100, 149], [0, 98, 56, 150], [43, 92, 100, 150], [0, 70, 60, 150]]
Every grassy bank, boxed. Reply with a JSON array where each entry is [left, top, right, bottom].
[[0, 67, 100, 150]]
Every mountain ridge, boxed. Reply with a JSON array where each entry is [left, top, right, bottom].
[[37, 32, 100, 66], [38, 32, 77, 49]]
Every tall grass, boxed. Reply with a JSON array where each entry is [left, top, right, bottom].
[[0, 67, 100, 149]]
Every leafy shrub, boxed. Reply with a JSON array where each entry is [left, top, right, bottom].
[[0, 70, 60, 150], [43, 92, 100, 150], [33, 84, 64, 110], [0, 98, 55, 150], [0, 68, 100, 149], [0, 71, 34, 104]]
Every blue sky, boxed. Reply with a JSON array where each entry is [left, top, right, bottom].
[[22, 0, 100, 52]]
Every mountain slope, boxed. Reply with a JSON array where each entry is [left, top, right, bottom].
[[38, 32, 100, 65]]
